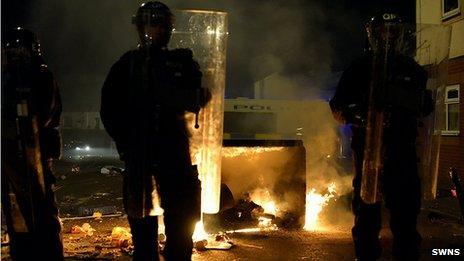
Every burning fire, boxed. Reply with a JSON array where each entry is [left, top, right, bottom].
[[171, 10, 227, 215], [258, 217, 275, 228], [222, 147, 284, 158], [250, 188, 278, 216], [261, 201, 278, 216], [304, 182, 337, 231], [192, 221, 209, 242], [225, 222, 278, 234]]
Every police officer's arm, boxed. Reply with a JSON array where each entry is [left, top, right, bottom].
[[330, 57, 369, 125], [100, 55, 130, 157], [330, 64, 356, 124], [172, 87, 212, 113], [36, 66, 62, 160], [161, 51, 211, 112]]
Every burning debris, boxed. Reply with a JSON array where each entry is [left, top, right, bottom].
[[191, 190, 283, 251], [192, 221, 234, 251], [192, 221, 209, 243], [250, 188, 278, 216], [304, 182, 337, 231], [218, 192, 279, 230], [222, 147, 285, 158], [221, 145, 307, 230]]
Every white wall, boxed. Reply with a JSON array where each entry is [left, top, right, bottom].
[[449, 19, 464, 58], [416, 0, 464, 63]]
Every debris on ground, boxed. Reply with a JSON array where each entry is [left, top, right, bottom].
[[1, 231, 9, 245], [70, 223, 96, 236], [71, 165, 80, 174], [63, 218, 133, 259], [111, 227, 132, 248], [93, 211, 103, 220], [100, 166, 123, 176], [193, 231, 234, 251]]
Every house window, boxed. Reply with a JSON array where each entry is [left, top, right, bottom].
[[443, 85, 460, 135], [442, 0, 461, 19]]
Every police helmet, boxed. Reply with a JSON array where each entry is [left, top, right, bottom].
[[365, 12, 406, 52], [366, 13, 403, 30], [2, 27, 42, 56], [132, 1, 173, 30]]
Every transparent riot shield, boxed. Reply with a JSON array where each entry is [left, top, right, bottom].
[[415, 24, 451, 200], [360, 21, 449, 203], [169, 10, 228, 213]]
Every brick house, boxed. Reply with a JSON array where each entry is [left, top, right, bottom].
[[417, 0, 463, 198]]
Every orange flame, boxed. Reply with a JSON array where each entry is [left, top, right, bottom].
[[304, 182, 337, 231], [222, 147, 285, 158], [192, 221, 209, 242], [250, 188, 278, 216]]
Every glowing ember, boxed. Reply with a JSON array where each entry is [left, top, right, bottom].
[[262, 201, 278, 216], [222, 147, 285, 158], [192, 221, 209, 242], [304, 183, 337, 231], [250, 188, 278, 216], [225, 228, 261, 233], [258, 217, 276, 228], [225, 224, 278, 234]]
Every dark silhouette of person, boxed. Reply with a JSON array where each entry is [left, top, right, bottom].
[[1, 27, 64, 260], [330, 13, 433, 260], [100, 2, 211, 260]]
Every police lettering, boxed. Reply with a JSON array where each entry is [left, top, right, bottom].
[[233, 104, 272, 111]]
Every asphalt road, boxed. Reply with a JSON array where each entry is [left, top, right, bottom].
[[2, 160, 463, 260], [2, 209, 463, 260], [59, 211, 464, 260]]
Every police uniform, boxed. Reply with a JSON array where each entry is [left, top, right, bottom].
[[101, 40, 208, 261], [1, 28, 63, 261], [330, 51, 430, 260]]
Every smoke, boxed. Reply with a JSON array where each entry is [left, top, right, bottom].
[[6, 0, 415, 109], [4, 0, 417, 230], [222, 100, 354, 227], [22, 0, 357, 224], [24, 1, 137, 111], [298, 101, 353, 229], [11, 0, 370, 111]]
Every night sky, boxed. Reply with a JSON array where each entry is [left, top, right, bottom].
[[2, 0, 414, 111]]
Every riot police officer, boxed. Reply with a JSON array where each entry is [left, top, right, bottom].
[[100, 2, 210, 260], [1, 27, 64, 260], [330, 13, 432, 260]]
